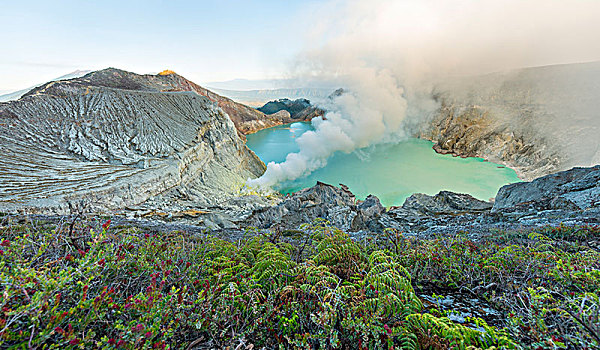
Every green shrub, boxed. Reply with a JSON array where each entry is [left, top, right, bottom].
[[1, 218, 597, 349]]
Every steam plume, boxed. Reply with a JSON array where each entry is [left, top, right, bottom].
[[249, 67, 409, 187], [248, 0, 600, 188]]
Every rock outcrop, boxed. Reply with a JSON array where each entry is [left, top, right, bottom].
[[240, 182, 493, 233], [379, 192, 495, 233], [400, 191, 493, 215], [493, 165, 600, 212], [0, 68, 267, 214], [419, 102, 562, 180], [242, 182, 384, 232], [241, 166, 599, 235], [257, 98, 324, 122]]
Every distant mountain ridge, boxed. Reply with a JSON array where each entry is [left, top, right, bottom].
[[0, 70, 91, 102], [211, 87, 332, 107], [257, 97, 324, 121]]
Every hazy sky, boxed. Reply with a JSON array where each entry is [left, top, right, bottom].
[[0, 0, 319, 91], [2, 0, 600, 92]]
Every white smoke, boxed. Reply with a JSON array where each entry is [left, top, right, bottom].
[[248, 0, 600, 188], [248, 66, 409, 188]]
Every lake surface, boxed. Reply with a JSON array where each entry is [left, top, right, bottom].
[[246, 122, 521, 207]]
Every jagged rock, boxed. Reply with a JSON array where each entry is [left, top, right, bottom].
[[242, 182, 383, 232], [380, 191, 492, 231], [376, 166, 600, 235], [493, 165, 600, 212], [0, 68, 267, 214], [358, 195, 385, 217], [402, 191, 493, 215], [146, 166, 600, 233], [241, 165, 599, 235], [257, 98, 324, 121]]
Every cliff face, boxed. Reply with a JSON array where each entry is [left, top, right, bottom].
[[418, 61, 600, 181], [0, 68, 266, 214], [418, 101, 562, 180]]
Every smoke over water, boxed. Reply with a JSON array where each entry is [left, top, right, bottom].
[[248, 68, 409, 188], [248, 0, 600, 188]]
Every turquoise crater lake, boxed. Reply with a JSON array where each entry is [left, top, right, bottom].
[[246, 122, 521, 207]]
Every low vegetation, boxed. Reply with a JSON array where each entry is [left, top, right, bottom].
[[0, 216, 598, 349]]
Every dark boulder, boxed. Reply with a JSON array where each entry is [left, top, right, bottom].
[[380, 191, 493, 232], [402, 191, 493, 215], [242, 182, 384, 232], [493, 165, 600, 212]]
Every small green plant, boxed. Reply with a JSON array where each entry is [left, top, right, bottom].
[[0, 218, 597, 349]]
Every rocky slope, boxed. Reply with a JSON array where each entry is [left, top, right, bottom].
[[150, 73, 321, 135], [493, 165, 600, 212], [418, 61, 600, 181], [243, 182, 384, 232], [0, 68, 268, 214], [418, 101, 562, 180], [238, 165, 599, 236]]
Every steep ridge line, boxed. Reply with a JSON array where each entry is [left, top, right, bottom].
[[0, 68, 269, 215]]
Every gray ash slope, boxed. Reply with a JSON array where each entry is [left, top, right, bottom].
[[0, 68, 266, 214]]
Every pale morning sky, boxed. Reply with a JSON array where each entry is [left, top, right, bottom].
[[2, 0, 600, 93], [0, 0, 322, 91]]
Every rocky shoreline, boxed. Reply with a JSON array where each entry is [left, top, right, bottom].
[[236, 165, 600, 238], [2, 66, 599, 240], [417, 101, 560, 182], [39, 165, 596, 243]]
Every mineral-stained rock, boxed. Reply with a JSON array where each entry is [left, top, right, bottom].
[[417, 61, 600, 181], [0, 68, 267, 214], [493, 165, 600, 212]]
